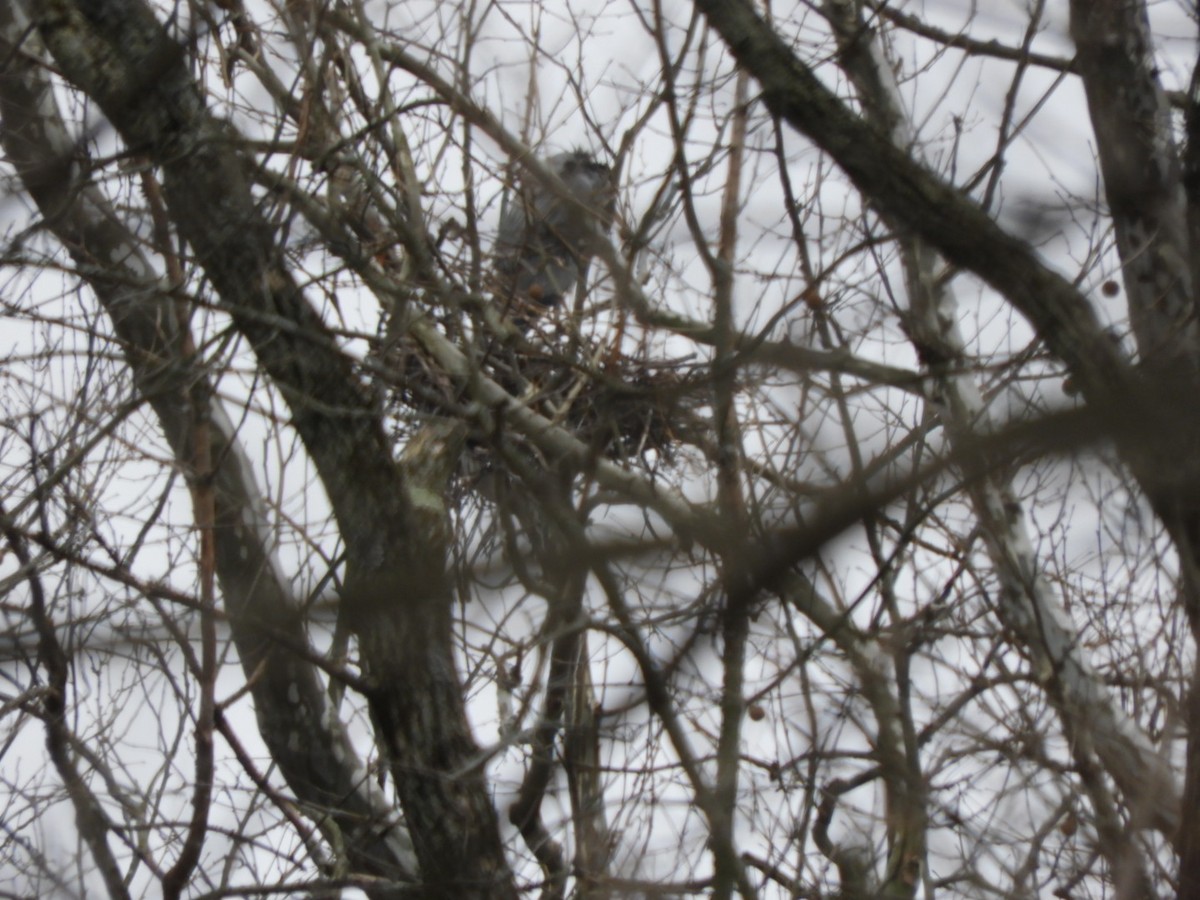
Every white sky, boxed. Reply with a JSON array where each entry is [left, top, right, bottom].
[[1, 0, 1197, 896]]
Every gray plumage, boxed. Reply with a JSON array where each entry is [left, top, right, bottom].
[[493, 151, 615, 312]]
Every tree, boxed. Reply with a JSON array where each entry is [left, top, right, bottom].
[[0, 0, 1196, 896]]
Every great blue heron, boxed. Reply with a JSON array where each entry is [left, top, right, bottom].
[[493, 150, 616, 315]]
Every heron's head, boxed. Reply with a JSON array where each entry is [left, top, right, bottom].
[[545, 150, 616, 225], [549, 149, 610, 181]]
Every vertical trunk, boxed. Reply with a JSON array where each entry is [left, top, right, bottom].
[[1069, 2, 1200, 890], [0, 5, 417, 889], [33, 0, 516, 892]]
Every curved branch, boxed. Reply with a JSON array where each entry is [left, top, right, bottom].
[[690, 0, 1133, 412]]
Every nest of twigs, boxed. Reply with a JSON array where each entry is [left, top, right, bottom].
[[387, 328, 704, 469], [512, 344, 701, 464]]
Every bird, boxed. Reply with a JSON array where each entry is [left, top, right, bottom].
[[493, 150, 616, 316]]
